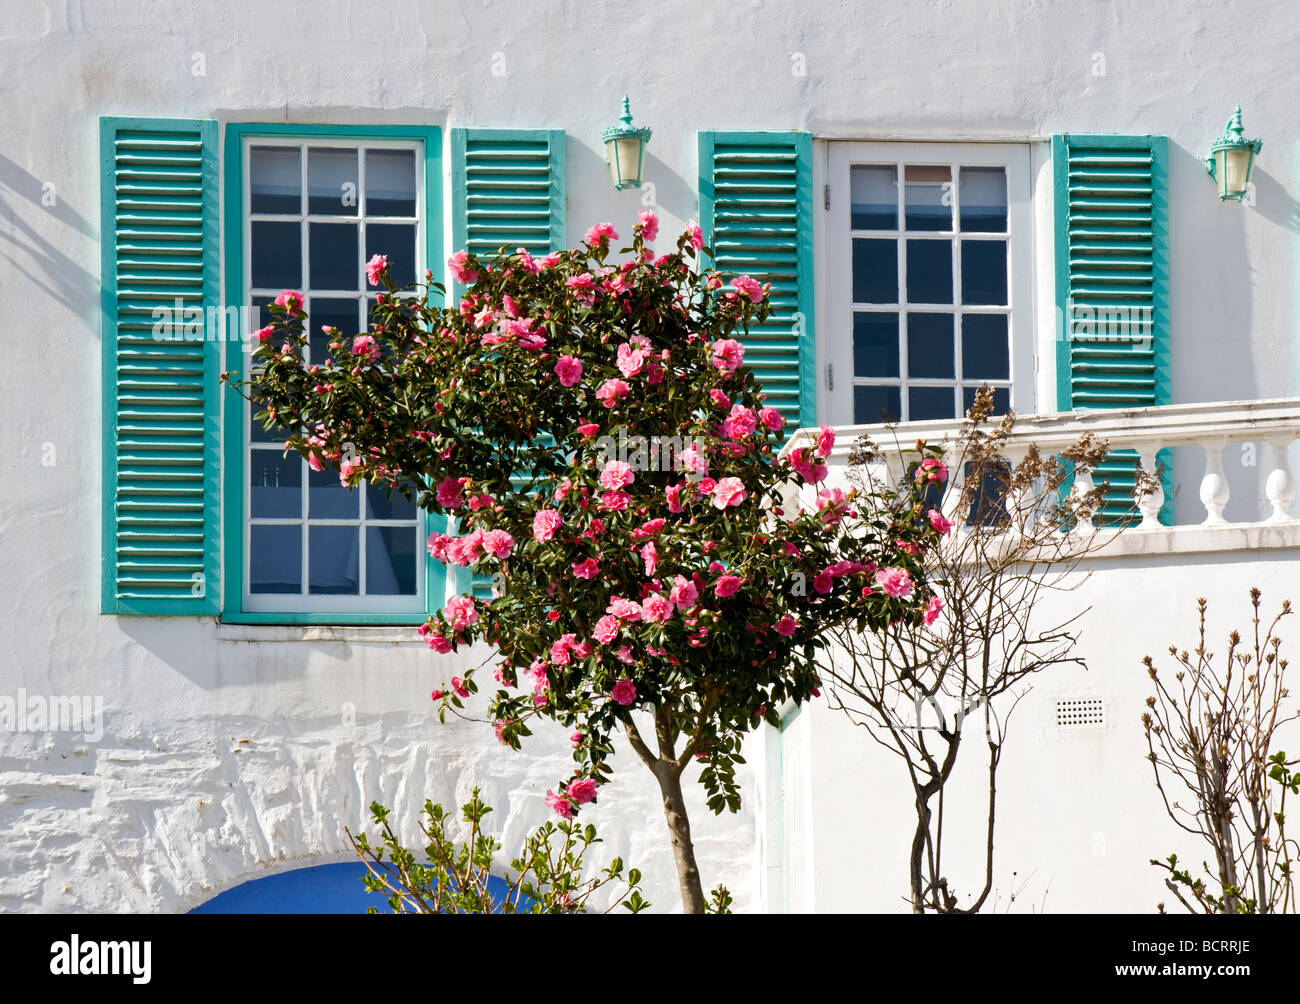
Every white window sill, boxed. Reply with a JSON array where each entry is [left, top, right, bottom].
[[214, 622, 424, 644]]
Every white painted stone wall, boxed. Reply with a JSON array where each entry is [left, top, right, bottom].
[[1, 0, 1298, 911]]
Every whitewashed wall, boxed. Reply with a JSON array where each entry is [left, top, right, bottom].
[[0, 0, 1298, 912]]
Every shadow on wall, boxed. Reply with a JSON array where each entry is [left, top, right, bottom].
[[0, 152, 98, 324], [563, 137, 699, 239]]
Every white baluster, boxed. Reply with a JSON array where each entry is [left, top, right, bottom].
[[1071, 464, 1096, 535], [1136, 447, 1165, 529], [1200, 439, 1230, 525], [938, 445, 965, 535], [1001, 447, 1026, 537], [1265, 437, 1297, 523]]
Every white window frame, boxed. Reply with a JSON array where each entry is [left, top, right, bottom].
[[822, 141, 1034, 426], [241, 135, 426, 615]]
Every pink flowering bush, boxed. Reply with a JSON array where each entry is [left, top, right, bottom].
[[233, 212, 945, 912]]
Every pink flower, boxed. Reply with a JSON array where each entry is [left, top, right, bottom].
[[637, 210, 659, 242], [572, 557, 600, 579], [641, 593, 671, 623], [533, 509, 562, 541], [813, 571, 834, 595], [425, 532, 451, 561], [599, 490, 631, 511], [254, 324, 274, 343], [723, 405, 758, 439], [565, 273, 597, 306], [593, 614, 621, 645], [448, 250, 478, 284], [445, 595, 478, 632], [435, 476, 465, 510], [875, 567, 914, 599], [570, 731, 583, 747], [709, 388, 731, 410], [585, 222, 619, 246], [731, 275, 765, 304], [927, 509, 954, 536], [711, 338, 745, 374], [595, 378, 630, 408], [714, 574, 742, 598], [274, 289, 304, 312], [678, 444, 708, 476], [607, 597, 643, 621], [916, 458, 949, 484], [451, 676, 470, 698], [776, 614, 798, 637], [616, 342, 647, 377], [482, 528, 515, 558], [711, 477, 746, 509], [611, 678, 637, 706], [338, 457, 364, 486], [568, 778, 598, 805], [554, 355, 583, 387], [759, 406, 784, 432], [365, 253, 388, 286], [430, 688, 445, 701], [599, 460, 635, 490], [669, 575, 698, 611], [515, 247, 539, 273], [641, 540, 658, 576], [665, 482, 685, 513], [577, 422, 601, 438], [815, 425, 836, 458], [686, 219, 704, 251], [545, 790, 575, 819], [924, 595, 943, 626], [351, 334, 379, 360], [426, 633, 452, 654]]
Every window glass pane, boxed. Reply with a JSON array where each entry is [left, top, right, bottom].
[[366, 149, 416, 216], [961, 314, 1010, 379], [310, 465, 358, 518], [309, 222, 359, 290], [310, 297, 360, 366], [853, 385, 901, 424], [904, 165, 951, 231], [906, 240, 952, 304], [250, 146, 301, 214], [909, 386, 957, 421], [250, 525, 302, 594], [365, 482, 416, 520], [907, 313, 955, 379], [308, 147, 358, 216], [251, 221, 301, 289], [852, 312, 899, 378], [961, 240, 1007, 305], [366, 223, 416, 288], [850, 165, 897, 230], [852, 238, 897, 304], [366, 526, 418, 595], [963, 385, 1011, 417], [964, 460, 1011, 527], [959, 167, 1007, 232], [309, 525, 360, 594], [250, 449, 302, 518]]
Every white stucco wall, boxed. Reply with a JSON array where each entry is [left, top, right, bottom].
[[1, 0, 1298, 912]]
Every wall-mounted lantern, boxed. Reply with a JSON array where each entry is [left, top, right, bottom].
[[1205, 106, 1261, 202], [602, 95, 652, 191]]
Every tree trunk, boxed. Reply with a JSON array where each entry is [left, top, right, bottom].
[[654, 763, 706, 914], [909, 797, 931, 913]]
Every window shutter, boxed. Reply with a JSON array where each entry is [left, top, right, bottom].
[[100, 117, 221, 614], [450, 128, 565, 281], [1052, 133, 1171, 523], [698, 131, 815, 433], [450, 129, 566, 598]]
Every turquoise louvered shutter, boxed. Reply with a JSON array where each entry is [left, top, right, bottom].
[[450, 129, 566, 599], [451, 128, 565, 278], [698, 131, 815, 432], [100, 117, 221, 614], [1052, 134, 1171, 523]]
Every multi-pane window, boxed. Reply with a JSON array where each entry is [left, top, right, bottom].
[[826, 143, 1032, 426], [242, 138, 423, 613]]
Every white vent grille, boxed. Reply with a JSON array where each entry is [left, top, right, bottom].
[[1056, 697, 1104, 728]]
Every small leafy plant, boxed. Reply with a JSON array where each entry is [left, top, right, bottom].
[[348, 787, 650, 914]]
